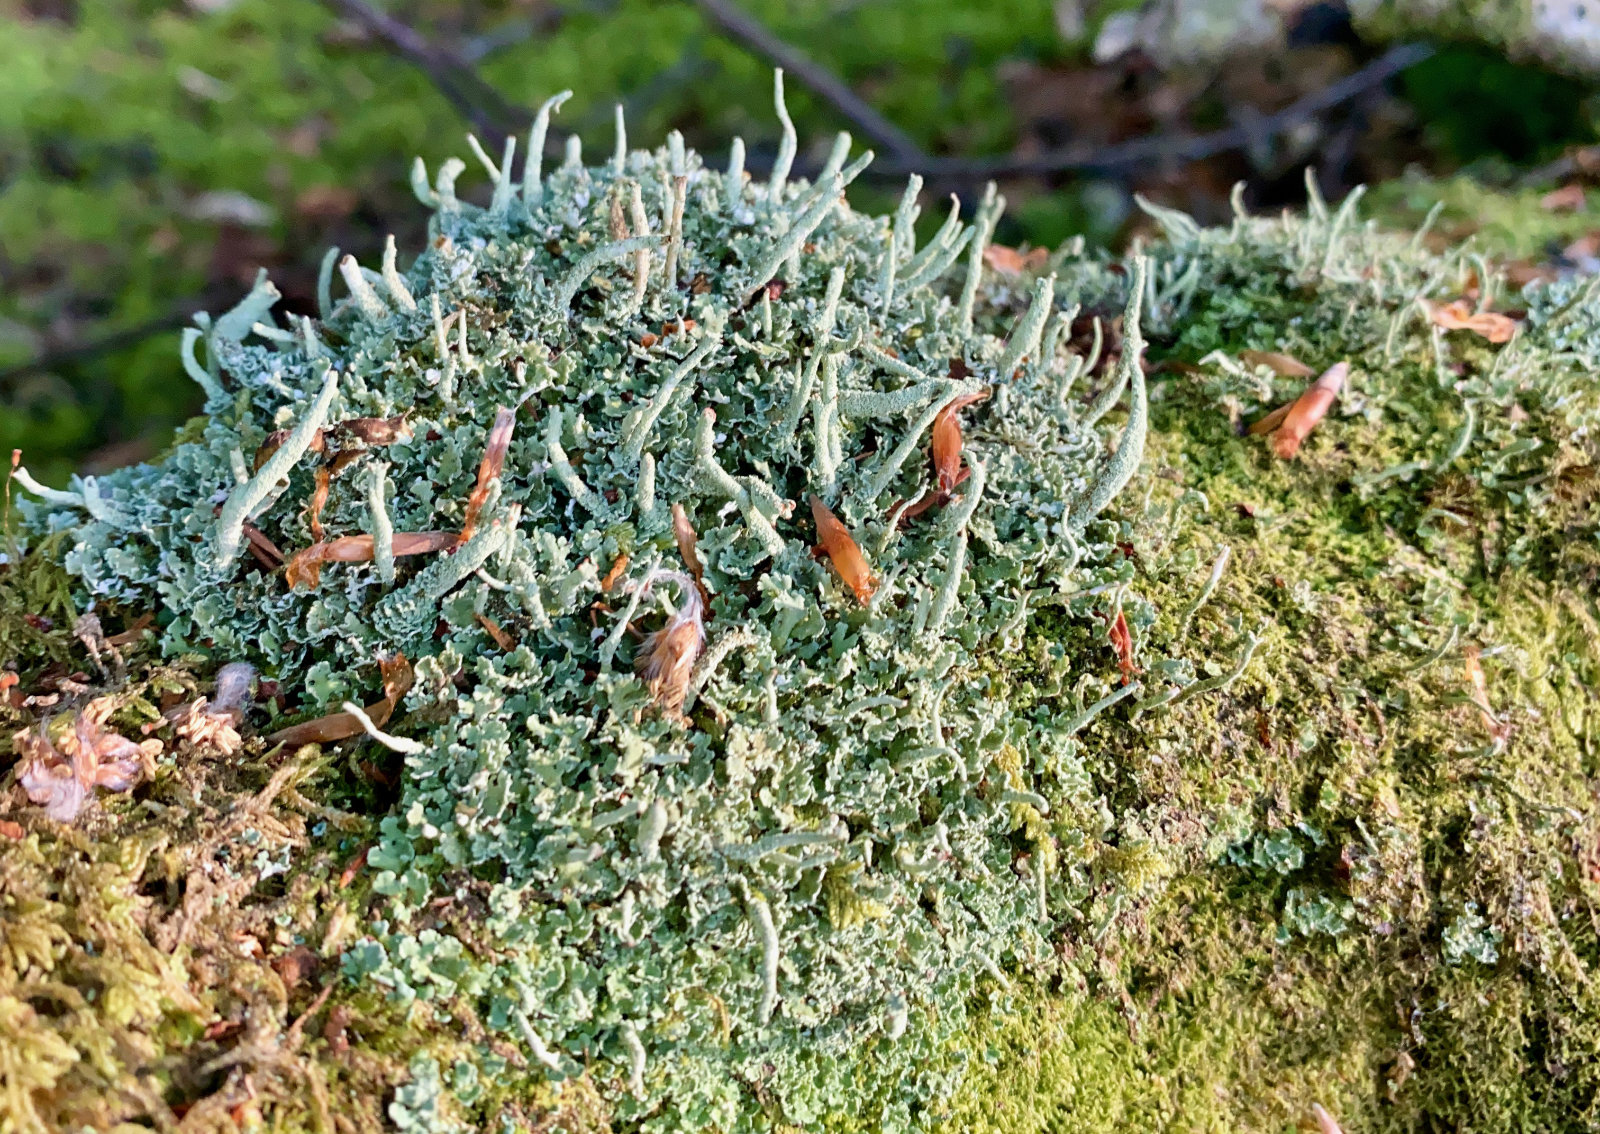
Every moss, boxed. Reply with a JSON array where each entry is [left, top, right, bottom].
[[5, 115, 1600, 1131]]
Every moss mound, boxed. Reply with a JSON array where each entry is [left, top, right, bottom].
[[3, 92, 1599, 1132]]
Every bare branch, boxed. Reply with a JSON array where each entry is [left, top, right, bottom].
[[320, 0, 528, 146], [0, 309, 197, 389], [692, 0, 928, 166], [873, 43, 1434, 181]]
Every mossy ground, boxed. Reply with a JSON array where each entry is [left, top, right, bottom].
[[3, 180, 1599, 1131]]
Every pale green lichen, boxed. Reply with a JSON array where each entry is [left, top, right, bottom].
[[20, 68, 1600, 1134], [17, 81, 1169, 1129]]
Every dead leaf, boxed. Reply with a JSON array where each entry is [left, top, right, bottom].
[[337, 847, 369, 889], [271, 945, 321, 991], [1239, 350, 1315, 378], [307, 464, 332, 543], [983, 244, 1049, 275], [17, 698, 162, 822], [600, 554, 631, 593], [1542, 183, 1587, 212], [333, 412, 413, 447], [671, 503, 705, 585], [241, 522, 286, 570], [461, 406, 515, 543], [284, 531, 458, 589], [631, 569, 706, 720], [0, 819, 23, 840], [255, 427, 327, 471], [1463, 644, 1510, 743], [809, 495, 876, 605], [266, 654, 414, 746], [1423, 300, 1519, 345], [475, 613, 516, 651], [931, 391, 989, 498], [1108, 609, 1139, 685], [1250, 361, 1347, 459]]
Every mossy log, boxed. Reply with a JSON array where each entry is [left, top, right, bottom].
[[1, 93, 1598, 1133]]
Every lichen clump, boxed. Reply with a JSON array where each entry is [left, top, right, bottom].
[[19, 80, 1163, 1126]]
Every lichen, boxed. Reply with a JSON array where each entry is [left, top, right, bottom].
[[6, 80, 1600, 1134]]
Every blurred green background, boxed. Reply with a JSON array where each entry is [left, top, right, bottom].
[[4, 0, 1598, 481]]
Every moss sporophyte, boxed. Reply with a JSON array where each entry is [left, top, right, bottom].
[[10, 70, 1600, 1132]]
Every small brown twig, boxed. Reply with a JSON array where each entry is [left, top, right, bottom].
[[319, 0, 528, 146], [691, 0, 929, 166], [869, 42, 1435, 180]]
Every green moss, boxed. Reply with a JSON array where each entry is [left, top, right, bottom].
[[6, 108, 1600, 1132]]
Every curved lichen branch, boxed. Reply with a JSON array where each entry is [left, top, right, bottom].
[[523, 90, 573, 211], [339, 254, 389, 321], [366, 462, 396, 585], [997, 274, 1056, 378], [743, 169, 850, 303], [215, 368, 340, 570], [620, 332, 724, 465], [768, 68, 797, 200], [180, 328, 224, 405], [341, 701, 425, 755], [553, 236, 660, 316], [693, 409, 785, 558], [211, 268, 282, 345], [1068, 256, 1148, 531]]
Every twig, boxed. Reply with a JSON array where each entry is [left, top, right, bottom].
[[870, 43, 1434, 180], [320, 0, 527, 146], [692, 0, 928, 166], [0, 309, 197, 388]]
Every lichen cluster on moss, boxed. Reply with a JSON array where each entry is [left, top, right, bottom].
[[4, 82, 1600, 1134], [13, 77, 1184, 1130]]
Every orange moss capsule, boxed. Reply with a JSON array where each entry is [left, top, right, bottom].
[[809, 494, 876, 605]]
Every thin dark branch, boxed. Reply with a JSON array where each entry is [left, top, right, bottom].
[[321, 0, 527, 146], [873, 43, 1434, 181], [692, 0, 928, 165], [0, 310, 197, 389]]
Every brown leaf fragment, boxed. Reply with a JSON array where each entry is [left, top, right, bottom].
[[0, 819, 24, 840], [475, 613, 516, 651], [334, 412, 413, 447], [1423, 300, 1519, 344], [1463, 643, 1510, 743], [461, 406, 515, 543], [271, 946, 321, 991], [983, 244, 1049, 275], [631, 569, 706, 721], [931, 391, 989, 498], [307, 465, 333, 542], [1250, 362, 1347, 459], [1108, 609, 1139, 686], [671, 503, 705, 585], [337, 847, 369, 890], [241, 522, 286, 570], [284, 531, 458, 589], [1542, 183, 1587, 212], [255, 427, 327, 471], [17, 698, 161, 822], [809, 495, 876, 605], [600, 554, 631, 594], [1239, 350, 1316, 378], [266, 653, 414, 746]]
